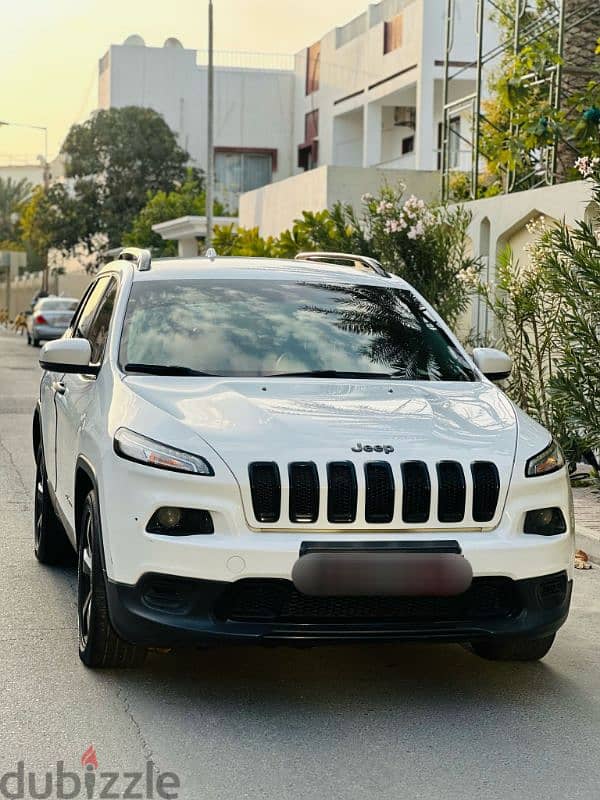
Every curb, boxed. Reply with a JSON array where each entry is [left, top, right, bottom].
[[576, 524, 600, 565]]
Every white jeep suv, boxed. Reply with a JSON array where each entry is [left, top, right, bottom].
[[33, 248, 574, 668]]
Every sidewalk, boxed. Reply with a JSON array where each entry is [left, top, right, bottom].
[[574, 484, 600, 563]]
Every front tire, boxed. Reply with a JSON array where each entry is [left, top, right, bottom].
[[34, 444, 73, 565], [471, 633, 556, 662], [77, 490, 146, 668]]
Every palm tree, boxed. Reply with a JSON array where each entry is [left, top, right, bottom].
[[0, 176, 33, 240], [556, 0, 599, 177]]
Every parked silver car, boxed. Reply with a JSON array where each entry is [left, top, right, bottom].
[[27, 296, 79, 346]]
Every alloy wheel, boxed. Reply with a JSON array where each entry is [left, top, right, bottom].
[[78, 513, 94, 647]]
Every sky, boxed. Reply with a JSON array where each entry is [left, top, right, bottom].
[[0, 0, 370, 163]]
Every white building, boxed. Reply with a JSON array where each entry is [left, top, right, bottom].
[[292, 0, 497, 174], [97, 35, 295, 210]]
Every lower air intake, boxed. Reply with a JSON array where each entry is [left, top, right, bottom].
[[217, 577, 520, 623]]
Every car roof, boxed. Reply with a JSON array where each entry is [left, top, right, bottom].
[[36, 296, 79, 304], [100, 255, 411, 290]]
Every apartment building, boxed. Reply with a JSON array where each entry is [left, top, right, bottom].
[[293, 0, 498, 174], [97, 35, 295, 209]]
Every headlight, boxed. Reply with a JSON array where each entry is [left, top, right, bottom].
[[525, 439, 565, 477], [114, 428, 214, 475]]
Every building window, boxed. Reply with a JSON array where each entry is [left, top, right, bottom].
[[437, 117, 462, 169], [306, 41, 321, 95], [402, 136, 414, 155], [449, 116, 461, 169], [214, 149, 275, 194], [383, 13, 403, 54], [298, 110, 319, 171]]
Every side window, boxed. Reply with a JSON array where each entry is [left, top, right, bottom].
[[73, 277, 111, 340], [86, 278, 118, 364]]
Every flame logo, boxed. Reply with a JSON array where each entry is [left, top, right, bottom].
[[81, 745, 98, 770]]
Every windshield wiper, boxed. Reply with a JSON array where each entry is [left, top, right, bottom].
[[265, 370, 394, 379], [124, 363, 217, 377]]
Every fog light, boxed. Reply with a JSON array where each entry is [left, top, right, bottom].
[[524, 507, 567, 536], [147, 507, 214, 536], [157, 507, 183, 529]]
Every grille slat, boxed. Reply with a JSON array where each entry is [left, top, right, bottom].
[[249, 462, 281, 522], [364, 462, 395, 523], [327, 462, 358, 523], [471, 462, 500, 522], [437, 461, 466, 523], [401, 461, 431, 523], [289, 462, 320, 523]]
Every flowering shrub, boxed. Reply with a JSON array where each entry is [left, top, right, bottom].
[[476, 156, 600, 464], [353, 186, 479, 327], [543, 158, 600, 460], [214, 183, 479, 329], [574, 156, 600, 179]]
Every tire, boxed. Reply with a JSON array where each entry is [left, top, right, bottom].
[[471, 633, 556, 662], [77, 489, 146, 668], [27, 332, 31, 346], [33, 337, 40, 347], [34, 443, 74, 565]]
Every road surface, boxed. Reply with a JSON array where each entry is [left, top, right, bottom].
[[0, 329, 599, 800]]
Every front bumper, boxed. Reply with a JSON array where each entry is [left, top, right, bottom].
[[106, 570, 572, 648]]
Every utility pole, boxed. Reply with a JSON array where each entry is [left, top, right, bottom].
[[205, 0, 214, 250]]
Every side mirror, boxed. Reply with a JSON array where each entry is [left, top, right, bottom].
[[472, 347, 512, 381], [39, 338, 98, 375]]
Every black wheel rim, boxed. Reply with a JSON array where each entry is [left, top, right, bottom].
[[34, 461, 44, 550], [78, 512, 93, 647]]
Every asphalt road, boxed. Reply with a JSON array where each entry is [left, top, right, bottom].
[[1, 329, 599, 800]]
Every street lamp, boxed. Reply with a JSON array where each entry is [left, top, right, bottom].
[[0, 120, 49, 189]]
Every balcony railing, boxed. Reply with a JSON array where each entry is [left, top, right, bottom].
[[195, 49, 294, 72]]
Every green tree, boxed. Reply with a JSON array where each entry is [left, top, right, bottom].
[[125, 171, 226, 256], [478, 0, 600, 195], [61, 106, 190, 246], [19, 184, 88, 260]]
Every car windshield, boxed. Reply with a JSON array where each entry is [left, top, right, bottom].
[[119, 278, 476, 381], [38, 299, 78, 311]]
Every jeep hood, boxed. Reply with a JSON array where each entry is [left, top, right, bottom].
[[122, 377, 518, 467]]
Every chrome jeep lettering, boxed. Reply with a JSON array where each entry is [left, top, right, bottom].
[[351, 443, 394, 454]]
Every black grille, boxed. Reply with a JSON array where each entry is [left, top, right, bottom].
[[327, 462, 358, 523], [289, 462, 319, 523], [217, 577, 520, 623], [471, 462, 500, 522], [249, 462, 281, 522], [364, 462, 395, 523], [401, 461, 430, 523], [437, 461, 466, 523]]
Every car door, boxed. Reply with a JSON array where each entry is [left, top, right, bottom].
[[54, 275, 117, 523], [39, 284, 96, 492]]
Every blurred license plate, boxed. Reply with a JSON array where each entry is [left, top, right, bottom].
[[292, 551, 473, 597]]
